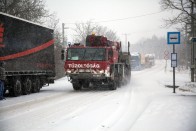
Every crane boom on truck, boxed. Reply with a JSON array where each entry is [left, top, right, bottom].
[[62, 34, 131, 90], [0, 12, 55, 97]]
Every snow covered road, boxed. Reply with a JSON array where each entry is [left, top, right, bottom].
[[0, 60, 196, 131]]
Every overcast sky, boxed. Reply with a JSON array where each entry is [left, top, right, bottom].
[[45, 0, 178, 44]]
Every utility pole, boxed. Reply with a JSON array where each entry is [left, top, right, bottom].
[[62, 23, 65, 46], [185, 24, 188, 69], [62, 23, 69, 47], [191, 0, 195, 82]]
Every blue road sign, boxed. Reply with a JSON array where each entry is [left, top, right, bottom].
[[167, 32, 181, 44]]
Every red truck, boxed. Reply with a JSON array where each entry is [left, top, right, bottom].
[[62, 34, 131, 90]]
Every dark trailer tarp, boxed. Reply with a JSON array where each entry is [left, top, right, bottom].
[[0, 12, 55, 75]]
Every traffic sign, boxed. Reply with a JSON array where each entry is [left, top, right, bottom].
[[171, 60, 177, 67], [171, 53, 177, 61], [167, 32, 181, 44], [171, 53, 177, 67], [167, 32, 180, 94], [190, 37, 196, 42]]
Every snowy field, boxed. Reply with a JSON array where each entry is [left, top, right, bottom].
[[0, 60, 196, 131]]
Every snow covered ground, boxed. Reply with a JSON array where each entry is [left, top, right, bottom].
[[0, 60, 196, 131]]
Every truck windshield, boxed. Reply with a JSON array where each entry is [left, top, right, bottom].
[[67, 48, 106, 61], [131, 56, 140, 61]]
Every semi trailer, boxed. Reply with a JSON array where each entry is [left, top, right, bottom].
[[0, 12, 55, 96]]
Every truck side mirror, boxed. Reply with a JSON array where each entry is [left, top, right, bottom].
[[61, 50, 65, 60]]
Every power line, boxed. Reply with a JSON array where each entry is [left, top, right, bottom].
[[65, 10, 165, 24], [95, 10, 164, 23]]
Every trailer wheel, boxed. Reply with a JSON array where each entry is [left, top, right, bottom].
[[36, 78, 41, 92], [22, 78, 32, 95], [3, 89, 6, 96], [10, 79, 22, 97], [72, 83, 81, 90], [32, 78, 41, 93]]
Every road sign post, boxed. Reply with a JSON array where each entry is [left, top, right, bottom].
[[167, 32, 181, 93]]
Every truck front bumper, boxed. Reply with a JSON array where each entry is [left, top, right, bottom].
[[67, 73, 107, 80]]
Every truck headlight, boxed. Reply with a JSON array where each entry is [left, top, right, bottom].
[[99, 70, 104, 74], [66, 70, 71, 73]]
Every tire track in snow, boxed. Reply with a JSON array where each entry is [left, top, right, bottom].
[[93, 60, 166, 131], [0, 87, 119, 131]]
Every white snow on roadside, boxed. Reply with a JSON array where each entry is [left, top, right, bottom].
[[179, 82, 196, 93], [130, 60, 196, 131], [130, 93, 196, 131]]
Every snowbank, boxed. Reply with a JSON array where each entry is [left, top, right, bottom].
[[179, 82, 196, 93]]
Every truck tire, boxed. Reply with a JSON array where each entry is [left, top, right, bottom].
[[10, 79, 22, 97], [82, 81, 90, 88], [32, 78, 41, 93], [72, 83, 81, 90], [22, 78, 32, 95], [116, 79, 121, 87], [3, 89, 6, 96], [109, 81, 117, 90]]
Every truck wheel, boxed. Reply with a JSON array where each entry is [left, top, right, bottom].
[[82, 81, 90, 88], [22, 78, 32, 95], [11, 79, 22, 97], [3, 89, 6, 96], [126, 76, 131, 84], [109, 81, 117, 90], [117, 79, 121, 87], [32, 78, 41, 93], [72, 83, 81, 90], [36, 78, 41, 92]]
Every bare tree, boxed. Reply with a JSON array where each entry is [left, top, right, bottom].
[[159, 0, 196, 27], [73, 21, 119, 44], [73, 20, 98, 44], [96, 25, 108, 36], [105, 29, 118, 41], [95, 26, 118, 40], [0, 0, 51, 23]]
